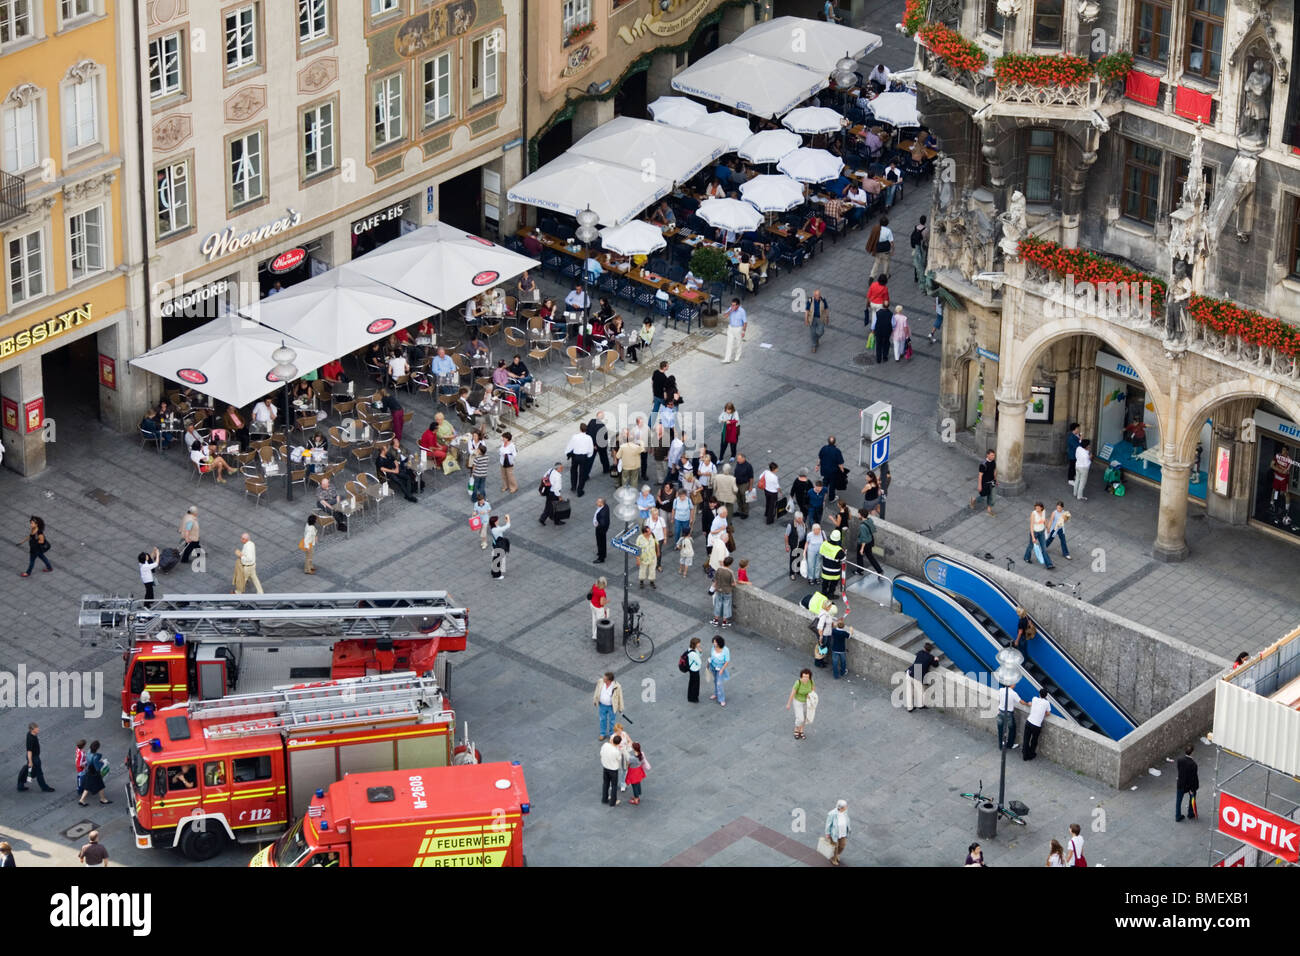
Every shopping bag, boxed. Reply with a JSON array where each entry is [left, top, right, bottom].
[[817, 835, 836, 860], [805, 690, 819, 724], [745, 488, 758, 503], [469, 516, 483, 532], [1033, 542, 1047, 565], [865, 331, 876, 350]]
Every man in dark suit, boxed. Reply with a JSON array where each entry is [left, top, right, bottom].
[[734, 454, 754, 519], [1175, 746, 1199, 822], [588, 411, 612, 475], [818, 436, 847, 504], [593, 497, 610, 563]]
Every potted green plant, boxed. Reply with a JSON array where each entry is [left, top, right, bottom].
[[689, 246, 733, 327]]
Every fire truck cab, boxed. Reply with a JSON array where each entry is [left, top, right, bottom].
[[252, 763, 529, 867], [127, 673, 457, 861]]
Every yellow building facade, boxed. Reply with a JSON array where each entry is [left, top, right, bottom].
[[0, 0, 139, 475]]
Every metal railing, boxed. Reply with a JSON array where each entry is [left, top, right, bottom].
[[0, 169, 25, 226]]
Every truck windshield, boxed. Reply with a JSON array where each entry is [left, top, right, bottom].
[[273, 818, 313, 868], [129, 747, 150, 798]]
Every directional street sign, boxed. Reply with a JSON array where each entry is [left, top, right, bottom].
[[612, 528, 641, 556], [870, 433, 891, 469]]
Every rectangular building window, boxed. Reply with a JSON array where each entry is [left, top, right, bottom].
[[0, 0, 35, 45], [68, 205, 104, 280], [983, 0, 1004, 36], [229, 130, 263, 207], [156, 160, 190, 237], [1170, 156, 1213, 211], [471, 31, 501, 105], [1133, 0, 1171, 65], [563, 0, 591, 39], [298, 0, 327, 42], [1290, 197, 1300, 279], [1025, 130, 1055, 202], [373, 73, 402, 147], [1032, 0, 1063, 47], [370, 0, 398, 15], [1122, 140, 1162, 225], [2, 98, 38, 172], [1185, 0, 1225, 81], [302, 102, 334, 176], [224, 4, 258, 72], [61, 0, 93, 22], [423, 51, 452, 126], [149, 33, 183, 99], [7, 229, 44, 304], [62, 79, 98, 151]]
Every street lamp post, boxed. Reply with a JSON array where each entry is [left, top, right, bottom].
[[833, 56, 858, 158], [271, 342, 300, 502], [576, 206, 599, 350], [613, 486, 640, 638], [993, 644, 1025, 818]]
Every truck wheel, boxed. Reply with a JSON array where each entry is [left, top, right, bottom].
[[179, 824, 226, 861]]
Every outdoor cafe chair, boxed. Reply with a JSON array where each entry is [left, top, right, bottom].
[[594, 349, 618, 389], [528, 341, 552, 367], [564, 366, 591, 395], [344, 480, 369, 527], [244, 476, 268, 506], [505, 326, 528, 350]]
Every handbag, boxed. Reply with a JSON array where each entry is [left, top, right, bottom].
[[805, 690, 819, 724], [297, 538, 307, 551], [817, 835, 836, 860]]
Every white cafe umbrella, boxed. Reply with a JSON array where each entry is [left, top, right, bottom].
[[739, 175, 806, 213], [345, 222, 539, 309], [782, 106, 845, 136], [599, 220, 668, 258], [696, 197, 762, 235], [777, 147, 844, 184], [867, 91, 921, 128], [732, 16, 882, 72], [738, 129, 802, 165], [683, 110, 753, 151], [506, 153, 673, 227], [672, 46, 829, 120], [649, 95, 708, 128], [241, 268, 435, 360], [129, 314, 332, 410], [571, 115, 727, 185]]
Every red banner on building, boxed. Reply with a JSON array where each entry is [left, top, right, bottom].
[[1, 397, 16, 431], [24, 398, 43, 434], [1174, 85, 1214, 122], [1124, 70, 1160, 106], [99, 354, 116, 390], [1217, 792, 1300, 863]]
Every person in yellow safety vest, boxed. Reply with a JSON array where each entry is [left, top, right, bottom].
[[818, 529, 844, 599], [802, 590, 832, 617]]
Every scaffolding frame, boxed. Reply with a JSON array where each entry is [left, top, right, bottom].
[[1207, 746, 1300, 868]]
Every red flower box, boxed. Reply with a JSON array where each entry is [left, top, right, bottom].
[[994, 53, 1093, 87], [918, 22, 988, 74]]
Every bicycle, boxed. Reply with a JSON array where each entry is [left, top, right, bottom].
[[622, 601, 654, 664], [958, 779, 1028, 826]]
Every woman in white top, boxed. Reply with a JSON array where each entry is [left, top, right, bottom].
[[718, 403, 740, 460], [138, 548, 160, 600], [1046, 839, 1066, 867], [696, 452, 716, 489], [498, 434, 518, 495], [890, 305, 910, 362], [1072, 440, 1093, 501], [1064, 823, 1085, 866], [489, 514, 511, 579], [302, 515, 318, 575], [646, 507, 667, 571]]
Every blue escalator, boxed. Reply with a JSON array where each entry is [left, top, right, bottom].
[[892, 575, 1072, 723], [920, 555, 1138, 741]]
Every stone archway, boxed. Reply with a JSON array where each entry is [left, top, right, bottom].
[[1174, 379, 1300, 463]]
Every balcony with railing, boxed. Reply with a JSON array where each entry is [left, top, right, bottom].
[[0, 169, 25, 227]]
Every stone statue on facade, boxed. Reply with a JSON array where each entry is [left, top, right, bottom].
[[1165, 258, 1192, 344], [1240, 59, 1273, 146], [998, 190, 1027, 259]]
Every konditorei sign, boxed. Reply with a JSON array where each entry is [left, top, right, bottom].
[[158, 278, 232, 319], [0, 303, 93, 359], [201, 208, 302, 262]]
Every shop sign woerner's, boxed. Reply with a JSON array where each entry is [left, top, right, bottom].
[[201, 208, 302, 262]]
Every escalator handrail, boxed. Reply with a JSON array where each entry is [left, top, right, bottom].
[[922, 554, 1138, 728]]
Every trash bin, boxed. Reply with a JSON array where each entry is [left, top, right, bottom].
[[976, 801, 998, 839], [596, 618, 616, 654]]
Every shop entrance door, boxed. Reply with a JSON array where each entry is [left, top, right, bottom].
[[439, 168, 483, 235], [615, 69, 649, 120], [41, 333, 100, 453]]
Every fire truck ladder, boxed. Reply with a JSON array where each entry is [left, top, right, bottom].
[[189, 673, 452, 739], [79, 592, 467, 649]]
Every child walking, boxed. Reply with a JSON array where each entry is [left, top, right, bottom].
[[676, 534, 694, 576], [473, 493, 492, 549]]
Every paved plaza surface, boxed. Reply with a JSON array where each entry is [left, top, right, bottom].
[[2, 5, 1296, 867]]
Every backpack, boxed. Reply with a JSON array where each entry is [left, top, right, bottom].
[[910, 226, 924, 249], [678, 650, 690, 673]]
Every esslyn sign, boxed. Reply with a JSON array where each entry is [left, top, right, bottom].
[[201, 208, 302, 262]]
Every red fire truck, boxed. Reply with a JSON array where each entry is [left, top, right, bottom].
[[126, 672, 466, 861], [250, 763, 529, 867], [77, 593, 467, 723]]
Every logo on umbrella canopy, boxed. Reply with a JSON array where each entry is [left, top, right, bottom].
[[177, 368, 208, 385], [472, 270, 500, 286], [367, 318, 397, 335]]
